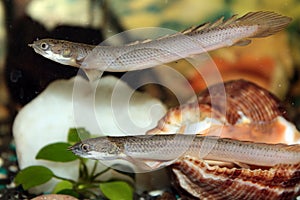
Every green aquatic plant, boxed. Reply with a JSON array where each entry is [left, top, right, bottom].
[[14, 128, 134, 200]]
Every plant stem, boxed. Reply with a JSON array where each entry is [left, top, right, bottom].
[[79, 158, 89, 179], [89, 160, 98, 180], [52, 174, 76, 184], [92, 167, 110, 180]]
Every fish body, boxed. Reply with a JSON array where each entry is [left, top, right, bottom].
[[69, 134, 300, 171], [29, 11, 291, 81]]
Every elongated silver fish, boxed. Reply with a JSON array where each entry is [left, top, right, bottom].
[[29, 11, 291, 81], [69, 134, 300, 171]]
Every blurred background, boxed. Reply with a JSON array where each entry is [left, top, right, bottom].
[[0, 0, 300, 198]]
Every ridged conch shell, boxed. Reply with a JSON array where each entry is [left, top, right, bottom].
[[171, 156, 300, 200], [147, 79, 300, 199]]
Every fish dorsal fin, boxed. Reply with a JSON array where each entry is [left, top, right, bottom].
[[222, 14, 238, 26], [179, 11, 291, 38], [126, 40, 140, 46], [181, 23, 209, 34], [127, 38, 153, 46], [179, 15, 231, 35], [126, 34, 175, 46], [125, 15, 229, 46], [180, 14, 238, 35], [125, 11, 291, 46], [209, 16, 225, 28]]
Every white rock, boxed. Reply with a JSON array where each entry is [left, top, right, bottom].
[[13, 76, 166, 193]]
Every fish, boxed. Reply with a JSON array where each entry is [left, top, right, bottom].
[[69, 134, 300, 172], [28, 11, 292, 81]]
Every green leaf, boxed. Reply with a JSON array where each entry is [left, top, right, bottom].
[[14, 166, 54, 190], [36, 142, 78, 162], [52, 180, 79, 198], [100, 181, 133, 200], [52, 180, 73, 194], [68, 128, 91, 144]]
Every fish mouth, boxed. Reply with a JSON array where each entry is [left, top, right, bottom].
[[70, 150, 90, 158], [29, 44, 49, 56], [67, 145, 74, 151], [68, 145, 83, 156], [68, 145, 93, 158]]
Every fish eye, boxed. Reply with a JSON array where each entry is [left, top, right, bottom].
[[40, 42, 49, 50], [80, 144, 90, 152]]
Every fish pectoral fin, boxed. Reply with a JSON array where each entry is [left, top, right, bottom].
[[83, 69, 103, 82], [75, 57, 85, 67], [144, 159, 176, 169], [75, 57, 103, 81], [125, 156, 175, 171], [124, 156, 154, 171]]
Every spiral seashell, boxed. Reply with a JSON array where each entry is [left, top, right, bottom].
[[197, 79, 288, 124], [147, 79, 300, 198], [147, 79, 299, 144], [148, 80, 300, 200], [171, 156, 300, 200]]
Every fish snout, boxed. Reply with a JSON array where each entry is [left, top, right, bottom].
[[68, 145, 82, 156], [67, 145, 74, 151]]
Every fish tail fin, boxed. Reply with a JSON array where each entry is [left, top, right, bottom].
[[236, 11, 292, 38]]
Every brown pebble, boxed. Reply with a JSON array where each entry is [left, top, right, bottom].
[[31, 194, 79, 200]]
